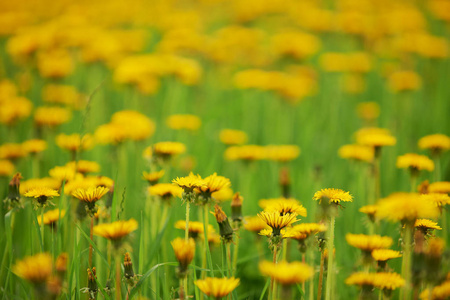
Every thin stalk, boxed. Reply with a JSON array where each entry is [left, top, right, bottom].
[[159, 203, 169, 230], [89, 217, 94, 267], [308, 246, 315, 300], [32, 155, 40, 178], [281, 238, 288, 261], [410, 173, 418, 193], [40, 207, 45, 248], [372, 155, 381, 204], [317, 251, 325, 300], [271, 246, 279, 300], [400, 222, 413, 300], [185, 202, 190, 241], [115, 253, 121, 300], [226, 243, 232, 277], [325, 216, 335, 300], [433, 155, 441, 182], [232, 225, 240, 276], [179, 278, 185, 300]]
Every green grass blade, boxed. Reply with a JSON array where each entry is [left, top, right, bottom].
[[129, 262, 176, 298], [75, 223, 110, 269]]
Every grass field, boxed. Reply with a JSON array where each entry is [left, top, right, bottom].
[[0, 0, 449, 299]]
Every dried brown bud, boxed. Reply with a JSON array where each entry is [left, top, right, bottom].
[[124, 252, 135, 279], [214, 205, 227, 223], [56, 253, 68, 273], [418, 180, 429, 194]]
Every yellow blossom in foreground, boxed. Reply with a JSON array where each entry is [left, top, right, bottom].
[[429, 181, 450, 194], [263, 199, 307, 217], [396, 153, 434, 172], [72, 186, 110, 203], [195, 277, 240, 298], [171, 237, 195, 270], [172, 172, 206, 190], [38, 209, 66, 226], [418, 134, 450, 153], [259, 260, 313, 285], [377, 193, 439, 222], [415, 219, 442, 231], [313, 188, 353, 204], [13, 253, 52, 283], [93, 219, 138, 240], [148, 183, 182, 198], [20, 178, 61, 195], [219, 129, 248, 145], [0, 160, 15, 176], [338, 144, 374, 162], [371, 249, 402, 262], [34, 107, 72, 127], [244, 216, 269, 233], [346, 234, 393, 251], [200, 173, 231, 194], [166, 114, 201, 130], [258, 211, 299, 233], [24, 187, 59, 201], [421, 193, 450, 207]]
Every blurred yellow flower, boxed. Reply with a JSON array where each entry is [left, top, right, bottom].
[[171, 237, 195, 272], [143, 170, 165, 185], [428, 181, 450, 194], [37, 48, 74, 78], [377, 193, 439, 222], [94, 219, 138, 241], [66, 160, 100, 174], [194, 277, 240, 298], [338, 144, 374, 162], [56, 134, 95, 152], [22, 139, 47, 154], [371, 249, 402, 262], [346, 234, 393, 252], [153, 141, 186, 158], [313, 188, 353, 204], [0, 97, 33, 125], [148, 183, 183, 199], [243, 216, 269, 233], [166, 114, 201, 130], [38, 209, 66, 226], [219, 129, 248, 145], [0, 159, 15, 177], [42, 84, 84, 109], [388, 70, 421, 93], [34, 107, 72, 127], [396, 153, 434, 172], [0, 143, 27, 160], [260, 260, 314, 285], [415, 219, 442, 232], [356, 127, 396, 148], [175, 220, 215, 238], [13, 253, 52, 283], [224, 145, 266, 160], [418, 134, 450, 153], [265, 145, 301, 162], [420, 193, 450, 207]]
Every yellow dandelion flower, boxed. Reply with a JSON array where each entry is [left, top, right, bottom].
[[148, 183, 183, 199], [313, 188, 353, 204], [0, 159, 15, 177], [219, 129, 248, 145], [172, 172, 206, 190], [373, 273, 405, 290], [212, 187, 234, 201], [200, 173, 231, 194], [55, 253, 68, 273], [259, 198, 299, 209], [95, 123, 128, 145], [111, 110, 155, 141], [263, 199, 307, 217], [34, 107, 72, 127], [20, 178, 61, 195], [66, 160, 100, 174], [418, 134, 450, 153], [56, 133, 94, 152], [224, 145, 266, 161], [257, 211, 299, 234], [345, 272, 376, 287], [154, 141, 186, 158], [259, 228, 293, 238], [264, 145, 301, 162], [142, 170, 165, 185], [338, 144, 374, 162], [49, 165, 79, 182], [359, 205, 378, 221], [194, 277, 240, 298], [38, 209, 66, 226], [426, 238, 445, 257], [420, 281, 450, 300], [243, 216, 269, 233], [0, 97, 33, 124], [388, 70, 421, 92], [42, 84, 84, 109], [355, 127, 396, 148], [421, 193, 450, 207], [346, 234, 393, 252], [13, 253, 52, 283], [93, 219, 138, 241], [259, 260, 313, 285], [166, 114, 201, 130], [72, 186, 110, 203], [396, 153, 434, 172], [429, 181, 450, 194], [288, 223, 327, 241], [415, 219, 442, 232], [0, 143, 27, 160], [175, 220, 215, 239], [377, 193, 439, 222], [171, 237, 195, 272], [357, 102, 380, 121], [371, 249, 402, 262], [24, 187, 59, 205], [22, 139, 47, 154]]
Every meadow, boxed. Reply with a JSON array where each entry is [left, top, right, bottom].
[[0, 0, 449, 299]]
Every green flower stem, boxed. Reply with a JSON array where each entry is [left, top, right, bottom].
[[115, 252, 122, 300], [185, 201, 190, 241], [410, 173, 418, 193], [89, 217, 94, 267], [325, 216, 335, 300], [40, 207, 45, 248], [308, 246, 315, 300], [400, 222, 413, 300], [317, 250, 325, 300], [226, 243, 232, 277], [232, 223, 240, 276], [179, 278, 185, 300], [433, 155, 441, 182], [271, 245, 279, 300]]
